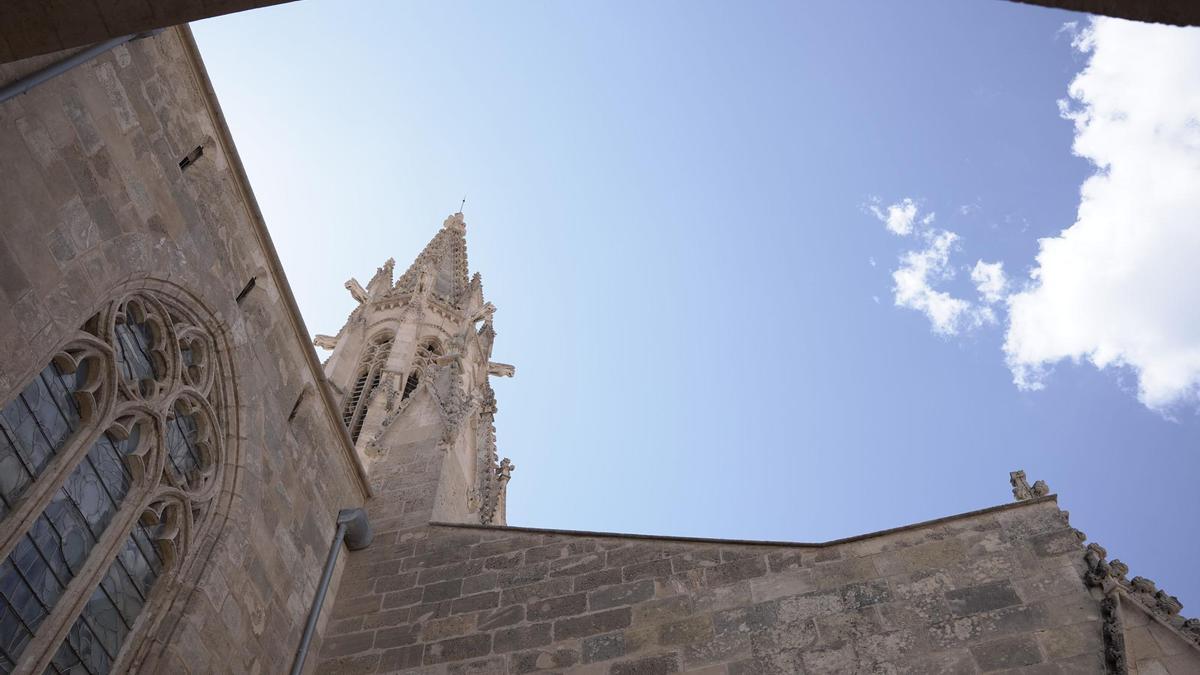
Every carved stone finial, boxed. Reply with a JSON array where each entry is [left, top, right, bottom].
[[1084, 543, 1114, 590], [1010, 470, 1050, 501], [1010, 470, 1031, 500], [1131, 576, 1157, 594], [1155, 591, 1183, 617], [1109, 559, 1129, 582], [444, 212, 466, 230]]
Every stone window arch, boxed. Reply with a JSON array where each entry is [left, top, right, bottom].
[[400, 338, 442, 402], [0, 284, 236, 674], [342, 331, 394, 444]]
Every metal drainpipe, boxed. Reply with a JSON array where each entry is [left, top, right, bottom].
[[0, 29, 163, 105], [290, 508, 372, 675]]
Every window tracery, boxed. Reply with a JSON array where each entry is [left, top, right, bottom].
[[342, 332, 394, 444], [0, 288, 232, 675], [400, 339, 442, 403]]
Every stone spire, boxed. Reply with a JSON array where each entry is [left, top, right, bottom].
[[315, 213, 515, 526], [392, 212, 471, 306]]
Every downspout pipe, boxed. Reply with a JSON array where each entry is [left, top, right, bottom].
[[290, 508, 372, 675], [0, 30, 162, 105]]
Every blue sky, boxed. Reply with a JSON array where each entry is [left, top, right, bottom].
[[192, 1, 1200, 608]]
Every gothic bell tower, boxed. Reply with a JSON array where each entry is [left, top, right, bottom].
[[314, 213, 515, 525]]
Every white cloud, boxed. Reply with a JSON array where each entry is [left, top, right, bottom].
[[892, 230, 972, 336], [971, 260, 1007, 304], [869, 197, 993, 336], [1004, 18, 1200, 410], [869, 197, 922, 236]]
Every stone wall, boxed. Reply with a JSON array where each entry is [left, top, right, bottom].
[[317, 497, 1111, 674], [0, 26, 368, 672]]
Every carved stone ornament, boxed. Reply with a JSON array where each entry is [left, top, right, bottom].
[[469, 380, 513, 526], [313, 334, 339, 350], [1100, 595, 1129, 675], [1082, 538, 1200, 669], [1083, 543, 1129, 674], [345, 278, 369, 304], [382, 376, 398, 412], [487, 361, 515, 378], [1009, 469, 1050, 501]]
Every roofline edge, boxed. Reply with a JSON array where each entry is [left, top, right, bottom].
[[429, 494, 1060, 548]]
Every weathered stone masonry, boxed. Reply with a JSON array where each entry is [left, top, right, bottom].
[[318, 496, 1111, 674], [0, 27, 369, 673]]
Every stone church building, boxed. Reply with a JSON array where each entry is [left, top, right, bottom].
[[0, 8, 1198, 675]]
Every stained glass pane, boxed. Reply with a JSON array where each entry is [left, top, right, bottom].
[[20, 519, 73, 603], [44, 527, 161, 675], [127, 526, 162, 582], [44, 610, 110, 675], [114, 317, 156, 387], [0, 557, 49, 671], [0, 362, 84, 520], [0, 554, 54, 675], [165, 407, 202, 490], [78, 586, 123, 664], [0, 425, 140, 670], [0, 432, 29, 523]]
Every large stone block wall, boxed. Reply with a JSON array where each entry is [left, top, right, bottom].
[[0, 27, 367, 672], [317, 498, 1109, 674]]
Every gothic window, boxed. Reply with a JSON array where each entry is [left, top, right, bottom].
[[342, 332, 394, 444], [0, 289, 231, 674], [400, 340, 442, 403]]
